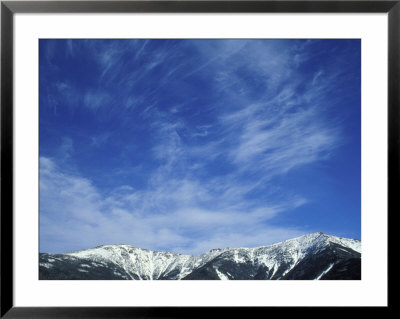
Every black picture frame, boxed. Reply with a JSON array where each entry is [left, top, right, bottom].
[[1, 0, 394, 317]]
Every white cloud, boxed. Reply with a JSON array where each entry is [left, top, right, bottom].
[[40, 157, 309, 254], [226, 105, 339, 176]]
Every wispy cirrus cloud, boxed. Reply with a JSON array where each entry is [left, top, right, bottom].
[[221, 101, 339, 176]]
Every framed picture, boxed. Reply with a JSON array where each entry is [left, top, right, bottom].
[[1, 0, 394, 316]]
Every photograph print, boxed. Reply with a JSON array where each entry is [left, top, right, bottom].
[[39, 39, 361, 280]]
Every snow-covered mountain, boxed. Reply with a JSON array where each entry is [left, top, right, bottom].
[[39, 232, 361, 280]]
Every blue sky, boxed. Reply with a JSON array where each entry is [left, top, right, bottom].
[[39, 39, 361, 254]]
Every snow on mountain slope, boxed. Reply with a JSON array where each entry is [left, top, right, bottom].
[[65, 243, 226, 280], [40, 232, 361, 280]]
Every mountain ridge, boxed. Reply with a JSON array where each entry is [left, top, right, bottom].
[[39, 232, 361, 280]]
